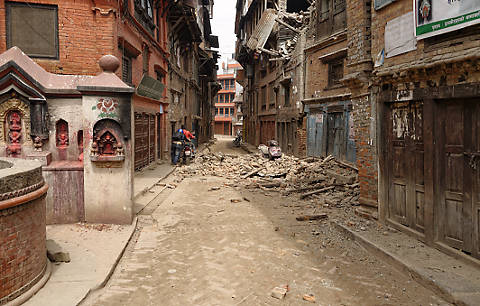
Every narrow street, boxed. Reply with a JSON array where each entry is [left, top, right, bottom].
[[84, 138, 446, 306]]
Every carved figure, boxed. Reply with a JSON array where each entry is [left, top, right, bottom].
[[99, 132, 116, 155], [91, 140, 99, 156], [6, 111, 22, 157], [56, 120, 69, 147], [34, 136, 43, 151]]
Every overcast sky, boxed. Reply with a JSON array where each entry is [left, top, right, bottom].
[[211, 0, 237, 69]]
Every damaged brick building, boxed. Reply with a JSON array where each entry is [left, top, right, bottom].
[[235, 0, 310, 156], [236, 0, 480, 263]]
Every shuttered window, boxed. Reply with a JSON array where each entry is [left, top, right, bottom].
[[6, 2, 58, 58], [122, 55, 132, 85]]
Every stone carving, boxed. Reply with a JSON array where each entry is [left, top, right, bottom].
[[0, 97, 31, 146], [90, 119, 125, 165], [6, 111, 22, 157], [33, 136, 43, 152], [56, 120, 69, 148]]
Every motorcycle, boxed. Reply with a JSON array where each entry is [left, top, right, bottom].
[[258, 140, 282, 160], [233, 131, 242, 147], [182, 140, 195, 165]]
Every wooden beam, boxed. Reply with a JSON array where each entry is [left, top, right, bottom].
[[275, 18, 301, 34]]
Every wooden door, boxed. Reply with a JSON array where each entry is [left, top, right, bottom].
[[387, 101, 425, 234], [149, 114, 155, 164], [436, 101, 479, 258], [134, 112, 149, 171], [157, 114, 162, 160], [326, 112, 345, 159]]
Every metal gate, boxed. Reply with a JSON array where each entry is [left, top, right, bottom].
[[307, 107, 355, 163]]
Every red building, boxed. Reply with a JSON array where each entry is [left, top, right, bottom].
[[214, 73, 236, 135], [214, 61, 243, 136], [0, 0, 170, 170]]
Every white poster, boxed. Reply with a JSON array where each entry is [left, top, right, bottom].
[[385, 12, 417, 58], [415, 0, 480, 39]]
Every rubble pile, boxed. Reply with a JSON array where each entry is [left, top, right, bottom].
[[177, 149, 359, 208]]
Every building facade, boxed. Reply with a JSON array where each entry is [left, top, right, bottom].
[[360, 0, 480, 262]]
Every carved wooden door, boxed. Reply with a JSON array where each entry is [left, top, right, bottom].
[[387, 101, 426, 235], [436, 101, 479, 258]]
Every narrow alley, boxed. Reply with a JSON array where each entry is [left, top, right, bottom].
[[84, 138, 446, 306]]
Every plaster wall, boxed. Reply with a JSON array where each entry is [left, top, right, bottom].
[[82, 94, 133, 225]]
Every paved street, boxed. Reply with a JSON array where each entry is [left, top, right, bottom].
[[84, 138, 447, 306]]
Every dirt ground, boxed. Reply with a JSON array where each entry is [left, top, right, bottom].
[[84, 138, 448, 306]]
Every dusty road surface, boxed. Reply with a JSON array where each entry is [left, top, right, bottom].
[[85, 138, 447, 306]]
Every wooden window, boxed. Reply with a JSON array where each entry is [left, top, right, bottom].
[[134, 0, 155, 34], [6, 2, 58, 58], [122, 55, 133, 85], [220, 108, 224, 115], [317, 0, 346, 39], [156, 70, 165, 83], [261, 86, 267, 111], [328, 58, 344, 87], [284, 84, 291, 106], [215, 108, 218, 116], [143, 45, 149, 75], [268, 83, 275, 110]]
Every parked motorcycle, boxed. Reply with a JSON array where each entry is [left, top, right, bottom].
[[258, 140, 282, 160], [233, 131, 242, 147]]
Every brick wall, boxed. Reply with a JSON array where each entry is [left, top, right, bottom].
[[296, 118, 307, 157], [304, 40, 349, 100], [0, 196, 46, 303], [345, 0, 377, 213]]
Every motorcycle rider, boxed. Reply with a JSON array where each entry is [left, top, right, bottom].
[[171, 128, 186, 165], [171, 125, 196, 165]]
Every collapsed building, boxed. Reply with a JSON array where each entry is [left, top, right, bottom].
[[235, 0, 311, 156]]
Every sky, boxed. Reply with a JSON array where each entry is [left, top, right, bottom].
[[211, 0, 238, 70]]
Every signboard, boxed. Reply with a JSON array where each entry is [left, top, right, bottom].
[[375, 0, 396, 10], [415, 0, 480, 39]]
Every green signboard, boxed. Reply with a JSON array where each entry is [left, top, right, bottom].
[[415, 0, 480, 39]]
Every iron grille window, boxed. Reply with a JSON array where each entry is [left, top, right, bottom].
[[328, 58, 344, 87], [122, 55, 133, 85], [6, 2, 58, 58]]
